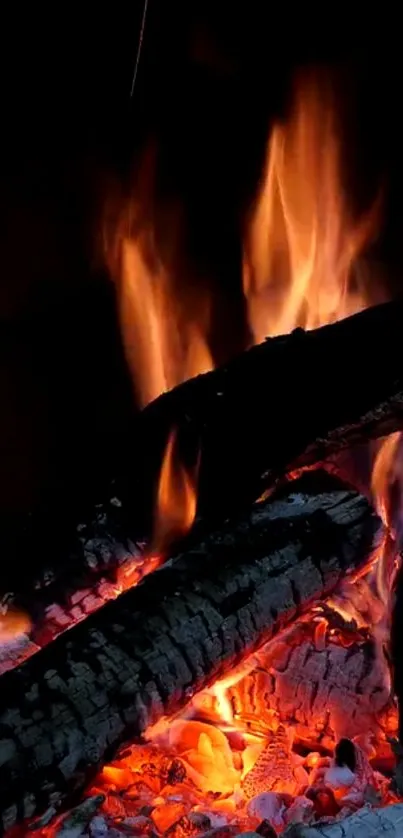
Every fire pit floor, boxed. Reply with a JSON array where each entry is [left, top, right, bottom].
[[13, 581, 400, 838]]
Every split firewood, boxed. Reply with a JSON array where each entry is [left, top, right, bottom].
[[283, 802, 403, 836], [0, 473, 381, 831]]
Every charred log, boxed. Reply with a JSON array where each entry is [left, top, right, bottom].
[[0, 474, 380, 831], [226, 637, 393, 753], [2, 302, 403, 602], [0, 492, 144, 648], [130, 301, 403, 533]]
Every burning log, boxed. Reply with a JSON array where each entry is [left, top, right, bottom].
[[2, 302, 402, 605], [130, 301, 403, 530], [0, 473, 380, 831], [226, 636, 393, 754], [285, 803, 403, 836]]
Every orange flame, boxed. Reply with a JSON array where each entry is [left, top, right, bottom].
[[120, 237, 213, 408], [369, 432, 403, 657], [243, 71, 380, 341], [0, 609, 31, 645], [372, 432, 403, 535], [153, 428, 198, 552]]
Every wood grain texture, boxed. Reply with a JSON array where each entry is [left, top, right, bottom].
[[3, 301, 403, 604], [0, 475, 381, 831]]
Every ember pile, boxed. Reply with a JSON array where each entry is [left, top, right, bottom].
[[16, 576, 402, 837], [92, 618, 399, 836]]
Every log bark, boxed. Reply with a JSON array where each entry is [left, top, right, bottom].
[[2, 302, 402, 603], [128, 301, 403, 533], [0, 474, 381, 831], [284, 804, 403, 837], [0, 493, 145, 648], [226, 638, 392, 752]]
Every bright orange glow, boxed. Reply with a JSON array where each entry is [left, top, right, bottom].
[[15, 68, 402, 838], [243, 71, 381, 341], [59, 605, 395, 838], [372, 432, 403, 533], [153, 427, 198, 552], [0, 609, 31, 644], [119, 238, 213, 408], [114, 552, 162, 594]]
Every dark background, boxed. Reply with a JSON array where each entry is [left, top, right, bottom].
[[0, 3, 402, 565]]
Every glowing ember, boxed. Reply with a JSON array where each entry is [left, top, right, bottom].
[[0, 608, 31, 645], [0, 426, 198, 671], [21, 596, 397, 837]]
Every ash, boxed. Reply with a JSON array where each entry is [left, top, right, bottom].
[[20, 605, 402, 838]]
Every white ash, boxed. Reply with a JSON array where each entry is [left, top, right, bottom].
[[285, 796, 315, 826], [324, 764, 355, 789], [282, 802, 403, 836], [88, 815, 109, 836], [247, 792, 286, 828], [0, 634, 39, 675]]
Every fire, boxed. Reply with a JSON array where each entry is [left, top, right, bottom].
[[243, 70, 380, 342], [0, 608, 31, 645], [115, 426, 198, 588], [372, 432, 403, 538], [15, 69, 403, 838], [119, 237, 213, 408], [106, 142, 213, 410], [57, 606, 396, 838], [153, 427, 198, 552]]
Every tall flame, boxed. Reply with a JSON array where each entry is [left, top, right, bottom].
[[120, 238, 213, 408], [371, 433, 403, 613], [243, 71, 379, 341]]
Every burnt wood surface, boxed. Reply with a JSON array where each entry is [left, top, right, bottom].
[[226, 638, 392, 753], [1, 301, 402, 603], [0, 473, 381, 832], [130, 301, 403, 535]]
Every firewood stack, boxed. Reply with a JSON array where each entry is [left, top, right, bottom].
[[2, 301, 403, 834]]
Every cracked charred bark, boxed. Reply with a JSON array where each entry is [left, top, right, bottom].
[[3, 301, 403, 606], [0, 475, 381, 831], [228, 637, 392, 749]]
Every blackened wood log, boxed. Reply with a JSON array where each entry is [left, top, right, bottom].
[[0, 493, 144, 630], [0, 474, 381, 832], [1, 302, 401, 604], [129, 301, 403, 533]]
